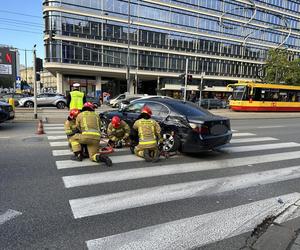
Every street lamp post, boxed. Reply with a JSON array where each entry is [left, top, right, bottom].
[[126, 0, 131, 94], [33, 45, 38, 119]]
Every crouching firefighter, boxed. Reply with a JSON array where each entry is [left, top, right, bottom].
[[69, 102, 112, 167], [107, 116, 130, 148], [64, 109, 80, 139], [133, 106, 162, 162]]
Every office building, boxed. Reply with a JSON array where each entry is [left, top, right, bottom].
[[43, 0, 300, 96]]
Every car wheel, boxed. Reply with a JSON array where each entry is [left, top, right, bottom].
[[162, 131, 180, 152], [24, 101, 34, 108], [56, 102, 66, 109]]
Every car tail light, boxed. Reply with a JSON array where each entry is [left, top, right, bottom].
[[189, 123, 209, 135]]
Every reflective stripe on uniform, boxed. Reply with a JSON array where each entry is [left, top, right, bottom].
[[82, 132, 101, 136], [139, 140, 157, 145], [71, 141, 80, 146]]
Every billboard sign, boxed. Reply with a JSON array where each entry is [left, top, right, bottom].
[[0, 64, 12, 75]]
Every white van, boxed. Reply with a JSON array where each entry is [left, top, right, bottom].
[[109, 93, 145, 107]]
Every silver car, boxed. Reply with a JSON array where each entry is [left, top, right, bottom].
[[19, 93, 67, 109]]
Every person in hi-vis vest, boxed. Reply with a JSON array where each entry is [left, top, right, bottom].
[[67, 83, 86, 110]]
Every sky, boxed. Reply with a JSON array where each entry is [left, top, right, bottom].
[[0, 0, 44, 67]]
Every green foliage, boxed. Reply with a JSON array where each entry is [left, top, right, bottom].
[[264, 49, 300, 85]]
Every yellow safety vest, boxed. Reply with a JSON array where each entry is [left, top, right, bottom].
[[70, 90, 84, 110]]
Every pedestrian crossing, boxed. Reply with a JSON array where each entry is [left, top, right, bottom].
[[44, 123, 300, 249]]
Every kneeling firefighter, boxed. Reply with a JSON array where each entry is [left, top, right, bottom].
[[107, 116, 130, 148], [69, 102, 112, 167], [64, 109, 80, 139], [133, 106, 162, 162]]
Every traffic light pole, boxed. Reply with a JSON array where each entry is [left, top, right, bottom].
[[198, 72, 205, 107], [183, 58, 188, 102], [33, 45, 38, 119]]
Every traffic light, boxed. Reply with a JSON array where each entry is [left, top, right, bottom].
[[35, 58, 43, 72], [36, 73, 41, 82]]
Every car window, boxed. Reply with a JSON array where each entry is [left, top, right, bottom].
[[117, 94, 125, 100], [144, 102, 170, 117], [124, 102, 145, 113], [168, 101, 211, 117]]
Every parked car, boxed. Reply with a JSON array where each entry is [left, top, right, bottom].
[[86, 96, 101, 108], [0, 93, 31, 106], [18, 93, 67, 109], [200, 98, 227, 109], [109, 93, 145, 108], [0, 101, 14, 123], [100, 97, 232, 153], [119, 97, 143, 109]]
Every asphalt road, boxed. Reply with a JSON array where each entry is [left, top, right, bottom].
[[2, 118, 300, 249]]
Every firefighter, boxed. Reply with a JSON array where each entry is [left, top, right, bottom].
[[107, 116, 130, 148], [132, 106, 162, 162], [66, 83, 86, 110], [64, 109, 80, 139], [69, 102, 112, 167]]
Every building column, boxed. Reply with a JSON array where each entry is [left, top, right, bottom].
[[96, 76, 102, 98], [56, 72, 63, 94]]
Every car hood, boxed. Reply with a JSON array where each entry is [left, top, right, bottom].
[[187, 115, 229, 123]]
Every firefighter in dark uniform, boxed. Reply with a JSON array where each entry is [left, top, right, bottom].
[[107, 116, 130, 148]]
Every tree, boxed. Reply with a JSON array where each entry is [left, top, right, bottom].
[[284, 58, 300, 86], [263, 49, 290, 84]]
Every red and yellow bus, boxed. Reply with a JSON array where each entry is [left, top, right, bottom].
[[228, 82, 300, 111]]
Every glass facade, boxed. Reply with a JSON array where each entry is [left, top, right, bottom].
[[43, 0, 300, 81]]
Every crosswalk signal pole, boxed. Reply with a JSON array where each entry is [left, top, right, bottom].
[[33, 45, 38, 119]]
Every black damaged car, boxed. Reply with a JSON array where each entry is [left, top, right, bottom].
[[100, 97, 232, 153]]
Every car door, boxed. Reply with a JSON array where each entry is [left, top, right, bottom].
[[36, 94, 46, 106]]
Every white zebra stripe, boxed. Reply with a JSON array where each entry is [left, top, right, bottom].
[[70, 167, 300, 219], [85, 193, 300, 250]]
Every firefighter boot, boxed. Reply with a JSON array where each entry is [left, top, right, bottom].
[[144, 149, 152, 162], [96, 154, 113, 167], [70, 152, 83, 162]]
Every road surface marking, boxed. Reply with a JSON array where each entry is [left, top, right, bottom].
[[44, 124, 63, 127], [232, 133, 256, 137], [70, 167, 300, 219], [46, 131, 66, 135], [56, 155, 145, 169], [222, 142, 300, 153], [0, 137, 10, 139], [53, 147, 129, 156], [44, 127, 64, 130], [47, 135, 67, 140], [85, 193, 300, 250], [230, 137, 278, 144], [50, 141, 69, 147], [0, 209, 22, 225], [63, 150, 300, 188], [257, 125, 285, 129]]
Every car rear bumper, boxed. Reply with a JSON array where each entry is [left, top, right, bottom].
[[181, 131, 232, 153]]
